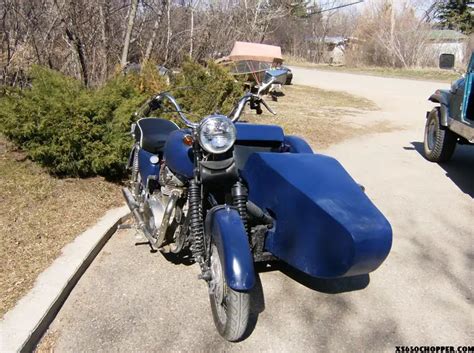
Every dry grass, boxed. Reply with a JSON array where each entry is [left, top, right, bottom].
[[244, 84, 394, 150], [0, 137, 123, 317], [34, 329, 59, 353], [284, 58, 459, 83]]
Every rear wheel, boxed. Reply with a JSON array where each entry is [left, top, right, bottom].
[[423, 108, 457, 162], [208, 244, 250, 342]]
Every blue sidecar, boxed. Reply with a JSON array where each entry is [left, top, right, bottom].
[[234, 123, 392, 279]]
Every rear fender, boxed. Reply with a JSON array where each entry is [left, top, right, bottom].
[[205, 206, 255, 291], [284, 135, 313, 153], [428, 90, 450, 126]]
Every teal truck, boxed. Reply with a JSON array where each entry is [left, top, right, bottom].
[[424, 51, 474, 162]]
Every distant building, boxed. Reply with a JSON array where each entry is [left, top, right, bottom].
[[427, 30, 468, 67], [305, 36, 352, 64]]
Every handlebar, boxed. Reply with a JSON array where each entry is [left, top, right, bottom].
[[136, 77, 277, 127], [228, 93, 276, 122], [155, 92, 198, 128]]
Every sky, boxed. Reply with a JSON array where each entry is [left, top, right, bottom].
[[313, 0, 437, 16]]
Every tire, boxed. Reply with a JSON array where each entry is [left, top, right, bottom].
[[423, 108, 457, 162], [208, 244, 250, 342]]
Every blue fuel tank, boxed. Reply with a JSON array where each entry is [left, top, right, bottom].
[[163, 130, 194, 179]]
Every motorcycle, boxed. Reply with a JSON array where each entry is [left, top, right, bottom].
[[122, 79, 392, 341]]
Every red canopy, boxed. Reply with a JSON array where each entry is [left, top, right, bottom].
[[228, 41, 282, 63]]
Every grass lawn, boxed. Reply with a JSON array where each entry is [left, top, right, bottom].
[[285, 59, 459, 83], [244, 84, 394, 149], [0, 136, 123, 317]]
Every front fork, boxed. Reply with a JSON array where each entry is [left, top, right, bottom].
[[196, 180, 250, 283], [231, 181, 249, 233]]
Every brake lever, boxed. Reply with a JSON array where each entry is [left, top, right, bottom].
[[260, 98, 276, 115]]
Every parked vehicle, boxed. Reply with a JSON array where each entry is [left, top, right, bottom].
[[122, 79, 392, 341], [217, 42, 292, 90], [423, 51, 474, 162], [283, 66, 293, 85]]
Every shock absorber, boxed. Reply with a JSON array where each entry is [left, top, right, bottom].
[[232, 181, 248, 233], [132, 144, 141, 197], [189, 179, 205, 264]]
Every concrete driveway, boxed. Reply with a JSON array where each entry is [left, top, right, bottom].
[[40, 69, 473, 352]]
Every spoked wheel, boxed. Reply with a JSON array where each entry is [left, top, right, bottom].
[[208, 244, 250, 342], [423, 108, 456, 162]]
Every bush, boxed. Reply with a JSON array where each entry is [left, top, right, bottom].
[[170, 59, 244, 120], [0, 61, 244, 179]]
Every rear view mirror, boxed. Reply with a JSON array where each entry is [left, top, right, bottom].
[[439, 54, 455, 70]]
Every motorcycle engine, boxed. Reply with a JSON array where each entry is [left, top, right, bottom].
[[159, 165, 185, 205]]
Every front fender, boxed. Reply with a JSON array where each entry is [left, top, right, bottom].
[[428, 90, 450, 126], [205, 206, 255, 291], [428, 89, 450, 106]]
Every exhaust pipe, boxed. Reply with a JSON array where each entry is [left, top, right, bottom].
[[122, 187, 180, 251], [155, 190, 179, 247], [122, 187, 159, 250]]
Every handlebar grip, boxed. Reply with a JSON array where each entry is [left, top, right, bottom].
[[148, 96, 162, 111]]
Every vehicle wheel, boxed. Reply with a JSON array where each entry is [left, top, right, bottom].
[[208, 244, 250, 342], [423, 108, 456, 162]]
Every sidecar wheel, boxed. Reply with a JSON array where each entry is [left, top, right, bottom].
[[209, 244, 250, 342]]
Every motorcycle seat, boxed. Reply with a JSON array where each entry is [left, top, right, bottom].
[[135, 118, 179, 154]]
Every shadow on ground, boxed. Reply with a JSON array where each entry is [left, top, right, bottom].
[[409, 141, 474, 197], [256, 261, 370, 294]]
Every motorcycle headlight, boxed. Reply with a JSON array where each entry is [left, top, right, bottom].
[[198, 115, 236, 154]]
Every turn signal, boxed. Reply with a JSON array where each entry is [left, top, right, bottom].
[[183, 134, 193, 146]]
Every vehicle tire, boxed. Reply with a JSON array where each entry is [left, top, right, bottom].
[[423, 108, 457, 162], [208, 244, 250, 342]]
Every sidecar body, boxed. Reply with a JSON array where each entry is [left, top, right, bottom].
[[234, 123, 392, 279], [155, 121, 391, 281]]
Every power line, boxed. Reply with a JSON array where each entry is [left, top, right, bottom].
[[308, 0, 364, 15]]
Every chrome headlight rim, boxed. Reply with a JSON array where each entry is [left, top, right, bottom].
[[197, 115, 236, 154]]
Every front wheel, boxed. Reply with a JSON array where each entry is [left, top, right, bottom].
[[423, 108, 457, 162], [208, 244, 250, 342]]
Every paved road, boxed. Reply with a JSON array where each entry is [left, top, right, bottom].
[[42, 69, 473, 352]]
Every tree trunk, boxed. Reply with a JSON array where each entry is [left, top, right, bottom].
[[144, 8, 162, 63], [65, 26, 89, 86], [120, 0, 138, 68], [99, 0, 109, 81], [189, 7, 194, 57], [164, 0, 171, 64], [390, 0, 395, 66]]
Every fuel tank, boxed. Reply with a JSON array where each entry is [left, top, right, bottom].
[[163, 130, 194, 179], [241, 152, 392, 278]]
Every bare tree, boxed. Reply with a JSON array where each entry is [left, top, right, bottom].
[[121, 0, 139, 68]]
